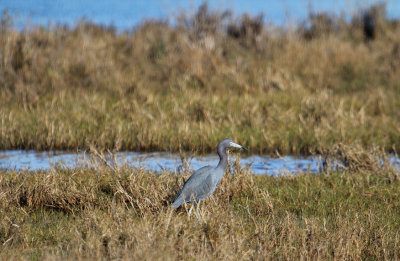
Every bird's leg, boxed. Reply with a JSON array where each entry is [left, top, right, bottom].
[[188, 204, 194, 218], [195, 201, 202, 219]]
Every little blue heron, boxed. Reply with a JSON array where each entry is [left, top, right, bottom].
[[171, 138, 246, 214]]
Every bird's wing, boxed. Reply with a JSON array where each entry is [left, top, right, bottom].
[[172, 166, 214, 207]]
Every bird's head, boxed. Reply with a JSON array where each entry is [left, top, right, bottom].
[[218, 138, 247, 151]]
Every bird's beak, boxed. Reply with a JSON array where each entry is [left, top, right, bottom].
[[229, 142, 247, 151]]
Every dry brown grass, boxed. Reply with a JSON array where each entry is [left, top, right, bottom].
[[1, 154, 399, 260], [1, 4, 400, 259], [0, 4, 400, 153]]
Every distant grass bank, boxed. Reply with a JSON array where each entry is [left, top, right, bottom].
[[1, 165, 399, 259], [1, 4, 400, 153]]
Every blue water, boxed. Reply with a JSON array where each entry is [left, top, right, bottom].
[[0, 150, 325, 175], [1, 0, 399, 31], [1, 150, 399, 176]]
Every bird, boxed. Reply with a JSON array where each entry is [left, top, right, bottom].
[[171, 138, 246, 214]]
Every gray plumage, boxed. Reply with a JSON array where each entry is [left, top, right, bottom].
[[171, 138, 245, 209]]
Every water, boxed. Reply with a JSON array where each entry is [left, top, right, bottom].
[[0, 150, 326, 175], [1, 0, 399, 31], [1, 150, 399, 175]]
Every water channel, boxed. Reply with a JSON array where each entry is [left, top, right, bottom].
[[1, 150, 400, 175]]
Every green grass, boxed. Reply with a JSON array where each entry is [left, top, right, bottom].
[[1, 165, 399, 260]]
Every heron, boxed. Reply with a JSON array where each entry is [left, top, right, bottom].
[[171, 138, 246, 215]]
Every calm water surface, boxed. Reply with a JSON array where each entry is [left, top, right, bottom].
[[0, 150, 325, 175], [1, 150, 399, 175], [2, 0, 399, 31]]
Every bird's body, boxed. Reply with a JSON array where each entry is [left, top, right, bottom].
[[171, 165, 224, 208], [171, 138, 245, 209]]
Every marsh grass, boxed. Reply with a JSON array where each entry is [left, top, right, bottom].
[[1, 148, 400, 260], [1, 4, 400, 153], [2, 3, 400, 259]]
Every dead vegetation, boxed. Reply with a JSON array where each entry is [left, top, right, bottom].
[[1, 3, 400, 259], [0, 149, 399, 259], [0, 3, 400, 153]]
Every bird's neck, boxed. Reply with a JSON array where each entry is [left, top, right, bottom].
[[217, 146, 228, 170]]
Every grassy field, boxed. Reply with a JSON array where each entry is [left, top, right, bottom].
[[1, 159, 399, 260], [1, 4, 400, 259], [1, 4, 400, 154]]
